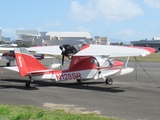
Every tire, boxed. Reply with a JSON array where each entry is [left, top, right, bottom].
[[25, 82, 30, 88], [6, 62, 10, 66], [77, 79, 82, 83], [106, 78, 113, 85]]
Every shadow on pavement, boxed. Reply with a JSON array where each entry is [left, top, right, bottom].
[[0, 79, 125, 93]]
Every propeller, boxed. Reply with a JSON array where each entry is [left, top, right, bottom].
[[59, 44, 79, 66], [62, 52, 65, 65], [59, 45, 67, 66]]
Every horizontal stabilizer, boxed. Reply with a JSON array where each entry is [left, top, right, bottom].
[[4, 67, 54, 74], [28, 46, 62, 55], [27, 69, 53, 74], [4, 66, 19, 72]]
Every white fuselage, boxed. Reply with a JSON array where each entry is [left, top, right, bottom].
[[31, 66, 122, 81]]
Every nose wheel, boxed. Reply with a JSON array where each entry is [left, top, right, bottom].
[[105, 78, 113, 85], [77, 79, 83, 83], [25, 81, 31, 88], [6, 62, 11, 66]]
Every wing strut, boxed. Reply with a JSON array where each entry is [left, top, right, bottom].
[[124, 57, 130, 68], [134, 57, 160, 88]]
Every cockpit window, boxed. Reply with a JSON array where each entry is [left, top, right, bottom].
[[98, 55, 106, 59], [90, 58, 99, 66], [94, 55, 114, 67]]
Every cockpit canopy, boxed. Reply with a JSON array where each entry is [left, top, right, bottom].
[[91, 55, 114, 67]]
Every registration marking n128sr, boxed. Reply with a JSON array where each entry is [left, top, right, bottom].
[[55, 72, 82, 81]]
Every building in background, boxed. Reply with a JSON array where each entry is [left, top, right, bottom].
[[131, 38, 160, 52], [2, 37, 10, 41], [44, 32, 93, 45], [0, 29, 11, 42], [0, 29, 2, 41], [15, 30, 93, 46], [15, 30, 110, 46], [94, 36, 110, 45], [15, 30, 41, 46]]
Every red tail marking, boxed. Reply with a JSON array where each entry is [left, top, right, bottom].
[[15, 52, 48, 77]]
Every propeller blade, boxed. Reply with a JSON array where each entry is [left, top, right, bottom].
[[62, 54, 65, 66], [59, 45, 63, 50], [0, 53, 2, 60]]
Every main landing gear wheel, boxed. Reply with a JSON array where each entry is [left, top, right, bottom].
[[105, 78, 113, 85], [25, 75, 32, 88], [6, 62, 10, 66], [25, 81, 31, 88], [77, 79, 82, 83]]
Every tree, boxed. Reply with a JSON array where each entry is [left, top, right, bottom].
[[120, 42, 124, 46], [0, 41, 5, 44]]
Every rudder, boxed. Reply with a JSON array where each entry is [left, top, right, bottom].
[[14, 48, 47, 76]]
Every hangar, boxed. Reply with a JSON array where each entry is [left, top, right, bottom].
[[15, 30, 110, 46], [130, 38, 160, 52], [15, 30, 40, 46], [15, 30, 93, 46]]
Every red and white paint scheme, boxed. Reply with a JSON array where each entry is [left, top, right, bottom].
[[4, 44, 155, 87]]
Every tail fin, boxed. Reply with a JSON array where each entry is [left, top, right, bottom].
[[14, 48, 48, 76]]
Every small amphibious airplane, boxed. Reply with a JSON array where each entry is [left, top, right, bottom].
[[4, 44, 155, 87], [0, 43, 17, 66]]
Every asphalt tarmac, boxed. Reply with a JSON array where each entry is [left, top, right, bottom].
[[0, 59, 160, 120]]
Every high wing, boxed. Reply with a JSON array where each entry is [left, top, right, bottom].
[[0, 44, 155, 57], [0, 44, 18, 47], [27, 46, 61, 55], [0, 47, 15, 51], [27, 44, 155, 57], [0, 46, 60, 67], [0, 45, 61, 55], [74, 45, 155, 57], [0, 45, 62, 55]]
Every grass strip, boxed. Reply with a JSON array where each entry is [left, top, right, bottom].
[[0, 104, 115, 120]]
